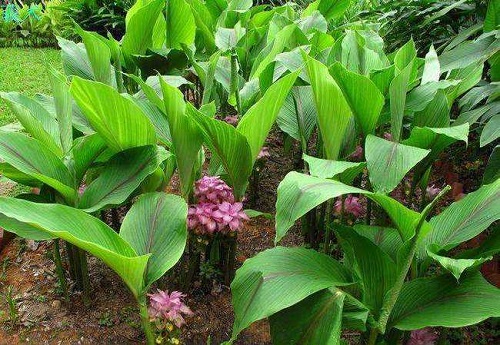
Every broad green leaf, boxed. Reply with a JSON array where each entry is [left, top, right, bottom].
[[412, 90, 450, 128], [303, 154, 365, 183], [0, 198, 150, 298], [0, 92, 61, 156], [230, 246, 352, 341], [237, 71, 299, 162], [57, 37, 94, 80], [370, 65, 394, 96], [420, 178, 500, 252], [484, 0, 500, 32], [159, 79, 203, 198], [365, 135, 430, 194], [303, 0, 351, 21], [427, 244, 492, 281], [305, 55, 352, 160], [75, 26, 112, 85], [227, 0, 251, 12], [404, 124, 469, 150], [389, 272, 500, 330], [120, 193, 187, 286], [330, 62, 384, 136], [421, 45, 440, 85], [70, 134, 107, 183], [269, 288, 345, 345], [122, 0, 165, 58], [390, 59, 414, 142], [439, 34, 499, 72], [0, 163, 41, 187], [166, 0, 196, 49], [215, 24, 246, 51], [0, 132, 76, 203], [47, 66, 73, 154], [71, 77, 156, 152], [406, 80, 460, 113], [250, 24, 304, 79], [274, 172, 420, 244], [187, 104, 252, 200], [480, 115, 500, 147], [483, 145, 500, 184], [352, 225, 403, 262], [276, 86, 317, 143], [336, 226, 397, 318], [403, 124, 469, 184], [79, 146, 161, 212], [0, 214, 54, 241]]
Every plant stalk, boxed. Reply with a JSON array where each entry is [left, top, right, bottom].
[[53, 240, 69, 302], [139, 300, 155, 345]]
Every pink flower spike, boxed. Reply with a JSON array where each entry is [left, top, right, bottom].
[[349, 145, 363, 161], [223, 115, 239, 126], [334, 195, 364, 218], [148, 290, 192, 328], [408, 328, 438, 345], [257, 147, 270, 160], [383, 132, 393, 141], [426, 185, 441, 200]]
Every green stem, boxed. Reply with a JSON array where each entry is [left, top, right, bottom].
[[139, 301, 155, 345], [230, 51, 242, 116], [367, 327, 379, 345], [78, 248, 91, 307], [53, 240, 69, 302], [323, 199, 334, 254], [377, 186, 451, 334]]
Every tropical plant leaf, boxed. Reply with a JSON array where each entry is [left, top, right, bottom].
[[230, 246, 352, 341], [75, 26, 112, 85], [330, 62, 384, 136], [269, 288, 345, 345], [274, 172, 420, 244], [0, 198, 150, 298], [79, 146, 162, 212], [0, 132, 76, 203], [365, 135, 430, 194], [276, 86, 317, 143], [120, 193, 187, 286], [159, 78, 203, 198], [70, 134, 107, 183], [166, 0, 196, 49], [335, 226, 397, 318], [0, 92, 62, 156], [71, 77, 157, 153], [389, 272, 500, 330], [303, 154, 365, 183], [427, 244, 492, 281], [305, 55, 352, 160], [421, 45, 440, 85], [47, 66, 73, 154], [187, 104, 252, 200], [419, 178, 500, 253], [237, 71, 299, 162], [122, 0, 165, 58], [480, 115, 500, 147]]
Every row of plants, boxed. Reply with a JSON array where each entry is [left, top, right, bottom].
[[0, 0, 67, 47], [0, 0, 499, 344]]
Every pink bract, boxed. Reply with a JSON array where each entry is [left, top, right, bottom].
[[148, 290, 193, 328], [334, 195, 364, 218], [408, 328, 438, 345]]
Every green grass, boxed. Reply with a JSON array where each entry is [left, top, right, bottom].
[[0, 47, 62, 126]]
